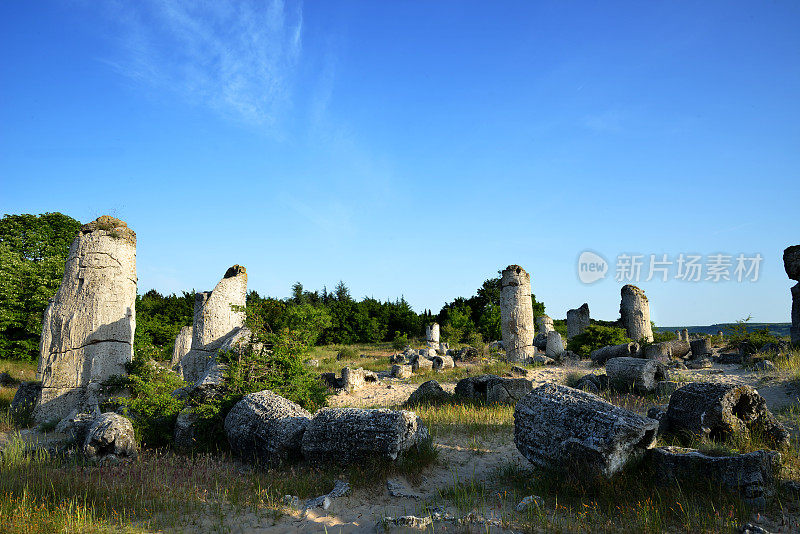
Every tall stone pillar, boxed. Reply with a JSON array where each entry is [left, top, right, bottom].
[[784, 245, 800, 345], [35, 216, 137, 423], [620, 284, 654, 342], [425, 323, 440, 347], [536, 315, 554, 336], [566, 303, 590, 339], [500, 265, 535, 362]]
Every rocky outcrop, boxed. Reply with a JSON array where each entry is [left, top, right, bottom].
[[224, 390, 311, 466], [619, 285, 653, 342], [566, 303, 590, 339], [606, 357, 668, 394], [83, 412, 138, 460], [514, 384, 658, 476], [663, 383, 789, 448], [649, 446, 780, 506], [403, 380, 453, 406], [455, 375, 532, 405], [179, 266, 247, 384], [590, 342, 639, 365], [170, 326, 193, 369], [784, 246, 800, 345], [35, 216, 137, 424], [500, 265, 535, 362], [301, 408, 429, 464]]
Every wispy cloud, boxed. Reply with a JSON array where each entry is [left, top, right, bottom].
[[106, 0, 303, 128]]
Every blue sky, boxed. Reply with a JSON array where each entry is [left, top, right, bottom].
[[1, 1, 798, 325]]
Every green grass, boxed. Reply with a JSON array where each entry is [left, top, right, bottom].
[[0, 360, 38, 382], [414, 399, 515, 437]]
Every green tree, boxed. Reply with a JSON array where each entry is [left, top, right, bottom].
[[0, 213, 82, 360]]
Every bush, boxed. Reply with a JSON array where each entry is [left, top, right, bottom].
[[336, 346, 359, 361], [567, 325, 631, 356], [392, 331, 409, 351], [726, 316, 779, 350]]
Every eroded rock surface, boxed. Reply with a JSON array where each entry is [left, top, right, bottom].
[[83, 412, 138, 460], [619, 285, 653, 342], [455, 375, 532, 405], [500, 265, 535, 362], [566, 303, 590, 339]]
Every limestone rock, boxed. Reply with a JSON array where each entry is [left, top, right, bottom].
[[301, 408, 429, 464], [403, 380, 452, 406], [174, 408, 202, 452], [792, 283, 800, 346], [83, 412, 138, 459], [536, 315, 554, 335], [680, 329, 690, 342], [545, 331, 565, 359], [411, 357, 433, 372], [514, 384, 658, 476], [690, 338, 711, 358], [590, 342, 639, 366], [532, 332, 548, 351], [224, 390, 311, 466], [36, 216, 137, 424], [55, 409, 98, 444], [10, 381, 41, 426], [304, 480, 350, 510], [686, 357, 712, 369], [455, 375, 532, 405], [784, 245, 800, 281], [649, 446, 780, 505], [391, 364, 412, 379], [432, 355, 454, 371], [170, 326, 193, 369], [605, 357, 668, 394], [666, 340, 691, 359], [663, 382, 789, 448], [500, 265, 535, 362], [753, 360, 775, 372], [566, 303, 590, 339], [643, 342, 672, 362], [425, 323, 440, 345], [620, 285, 653, 342]]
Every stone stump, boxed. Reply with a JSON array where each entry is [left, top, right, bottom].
[[784, 245, 800, 345], [537, 315, 554, 335], [500, 265, 535, 362], [545, 331, 565, 359], [620, 285, 653, 342], [35, 216, 137, 424], [566, 303, 590, 339], [425, 323, 440, 348]]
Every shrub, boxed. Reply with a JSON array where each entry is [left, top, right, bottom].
[[726, 316, 778, 350], [336, 346, 359, 361], [392, 331, 409, 351], [567, 325, 632, 356]]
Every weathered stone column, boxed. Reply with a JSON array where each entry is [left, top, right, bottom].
[[35, 216, 137, 423], [179, 265, 247, 383], [170, 326, 193, 369], [536, 314, 554, 335], [500, 265, 535, 362], [784, 245, 800, 345], [681, 329, 690, 342], [425, 323, 440, 347], [620, 285, 654, 342], [566, 303, 590, 339]]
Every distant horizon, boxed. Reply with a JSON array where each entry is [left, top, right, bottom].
[[2, 1, 798, 325]]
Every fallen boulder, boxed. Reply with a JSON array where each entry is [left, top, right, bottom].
[[10, 381, 42, 426], [514, 384, 658, 476], [83, 413, 138, 460], [642, 342, 672, 362], [403, 380, 452, 407], [432, 355, 454, 371], [606, 357, 669, 394], [224, 390, 311, 466], [455, 375, 532, 405], [663, 383, 789, 448], [590, 342, 639, 366], [301, 408, 429, 464]]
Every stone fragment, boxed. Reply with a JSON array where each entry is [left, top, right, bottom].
[[432, 355, 454, 371], [10, 381, 41, 426], [605, 357, 669, 394], [566, 303, 590, 339], [681, 329, 690, 342], [391, 364, 412, 379], [690, 338, 711, 358], [404, 380, 452, 407], [301, 408, 429, 464], [224, 390, 311, 466], [686, 358, 713, 369], [784, 245, 800, 281], [545, 331, 565, 359], [304, 480, 350, 510], [387, 478, 422, 499], [500, 265, 535, 362], [170, 326, 193, 369], [792, 283, 800, 346], [425, 323, 440, 346], [590, 342, 639, 366], [455, 375, 532, 405], [411, 357, 433, 372], [649, 446, 780, 507], [716, 352, 743, 364], [643, 342, 672, 362], [514, 384, 658, 476], [666, 340, 691, 359], [664, 382, 789, 448], [456, 346, 479, 361], [36, 216, 137, 424], [83, 412, 138, 459], [532, 332, 548, 351], [753, 360, 776, 372], [55, 409, 98, 444], [515, 495, 543, 512], [619, 285, 653, 342], [536, 315, 554, 335]]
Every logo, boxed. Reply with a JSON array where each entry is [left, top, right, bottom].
[[578, 251, 608, 284]]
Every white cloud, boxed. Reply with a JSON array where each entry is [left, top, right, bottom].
[[107, 0, 303, 128]]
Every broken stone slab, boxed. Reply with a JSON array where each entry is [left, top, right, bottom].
[[515, 384, 658, 476], [387, 478, 422, 499], [83, 413, 138, 460], [304, 480, 350, 510], [301, 408, 429, 464], [643, 342, 672, 362], [545, 331, 565, 359], [36, 216, 137, 424], [432, 355, 454, 371], [663, 382, 789, 448], [606, 357, 669, 394], [403, 380, 453, 407], [716, 352, 742, 364], [573, 373, 608, 394], [411, 356, 433, 372], [537, 314, 554, 335], [690, 338, 711, 358], [590, 342, 639, 366], [566, 303, 590, 339], [686, 357, 713, 369], [389, 353, 407, 365], [620, 285, 654, 342], [391, 364, 412, 379], [170, 326, 193, 369], [55, 408, 98, 444], [454, 375, 532, 405], [500, 265, 536, 362], [784, 245, 800, 281], [666, 340, 691, 359], [224, 390, 311, 466], [10, 381, 42, 426], [649, 446, 780, 508]]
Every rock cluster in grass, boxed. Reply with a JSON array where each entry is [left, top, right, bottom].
[[35, 216, 137, 424]]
